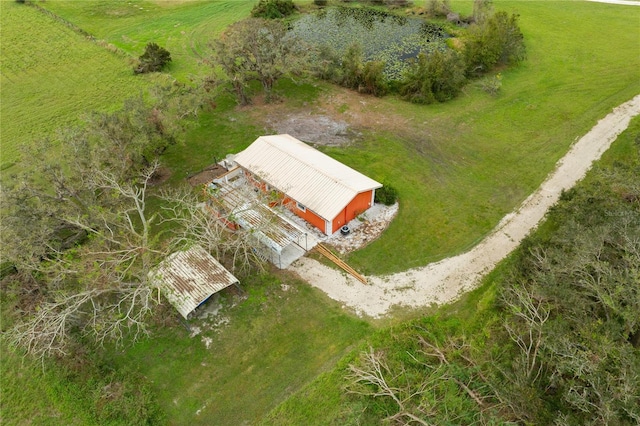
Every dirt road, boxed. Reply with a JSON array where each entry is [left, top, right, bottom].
[[289, 95, 640, 318]]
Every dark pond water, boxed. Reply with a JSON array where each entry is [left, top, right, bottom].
[[290, 7, 449, 80]]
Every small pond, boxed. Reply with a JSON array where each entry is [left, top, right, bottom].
[[290, 7, 449, 80]]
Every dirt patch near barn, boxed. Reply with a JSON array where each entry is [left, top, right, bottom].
[[246, 86, 435, 148], [266, 113, 357, 147], [187, 163, 228, 187]]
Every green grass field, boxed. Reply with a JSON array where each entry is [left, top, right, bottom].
[[1, 0, 639, 424], [0, 1, 156, 168], [33, 0, 258, 79], [342, 0, 640, 273]]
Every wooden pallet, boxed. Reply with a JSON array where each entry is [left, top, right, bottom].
[[314, 244, 367, 284]]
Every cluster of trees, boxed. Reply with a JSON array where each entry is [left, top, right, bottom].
[[207, 18, 307, 105], [0, 84, 269, 361], [210, 0, 525, 106], [252, 0, 296, 19], [342, 133, 640, 424]]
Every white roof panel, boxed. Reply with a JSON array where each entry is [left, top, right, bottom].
[[151, 246, 238, 319], [233, 135, 382, 221]]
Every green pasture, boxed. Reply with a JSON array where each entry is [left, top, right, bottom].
[[344, 0, 640, 273], [0, 0, 257, 169], [1, 273, 372, 425], [34, 0, 259, 79], [0, 1, 154, 168]]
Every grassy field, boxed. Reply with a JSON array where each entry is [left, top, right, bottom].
[[0, 0, 257, 169], [1, 0, 639, 424], [1, 273, 372, 425], [34, 0, 258, 79], [0, 1, 155, 169], [341, 0, 640, 273]]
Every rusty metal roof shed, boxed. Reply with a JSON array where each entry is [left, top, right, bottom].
[[233, 134, 382, 222], [151, 245, 238, 319]]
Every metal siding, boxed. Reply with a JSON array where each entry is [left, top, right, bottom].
[[234, 135, 382, 222]]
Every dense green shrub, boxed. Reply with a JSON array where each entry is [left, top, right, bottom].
[[400, 49, 466, 104], [464, 11, 526, 76], [251, 0, 296, 19], [375, 184, 398, 205], [338, 44, 388, 96], [134, 43, 171, 74], [361, 60, 388, 96]]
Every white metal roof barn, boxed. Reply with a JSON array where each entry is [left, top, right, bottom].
[[150, 245, 239, 319], [233, 134, 382, 224]]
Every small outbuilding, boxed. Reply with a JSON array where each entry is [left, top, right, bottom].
[[150, 245, 239, 319], [233, 134, 383, 235]]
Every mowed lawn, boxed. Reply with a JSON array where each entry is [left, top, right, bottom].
[[0, 1, 154, 169], [33, 0, 258, 79]]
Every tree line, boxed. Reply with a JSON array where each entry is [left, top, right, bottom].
[[209, 0, 525, 106]]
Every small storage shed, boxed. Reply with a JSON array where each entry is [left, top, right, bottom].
[[151, 245, 239, 319], [233, 134, 383, 235]]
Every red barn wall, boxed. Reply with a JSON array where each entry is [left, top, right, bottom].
[[331, 190, 374, 234], [283, 196, 327, 234]]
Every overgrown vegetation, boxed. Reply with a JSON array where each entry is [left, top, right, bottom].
[[293, 3, 525, 103], [0, 85, 273, 360], [251, 0, 297, 19]]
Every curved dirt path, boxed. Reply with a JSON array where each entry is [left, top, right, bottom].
[[289, 95, 640, 318]]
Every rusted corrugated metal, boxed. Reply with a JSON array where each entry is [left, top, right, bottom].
[[151, 246, 238, 319], [233, 135, 382, 224]]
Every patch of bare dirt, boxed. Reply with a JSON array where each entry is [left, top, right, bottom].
[[267, 113, 357, 147], [187, 163, 228, 187], [245, 87, 432, 147]]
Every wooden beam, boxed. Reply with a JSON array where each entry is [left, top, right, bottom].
[[314, 244, 368, 284]]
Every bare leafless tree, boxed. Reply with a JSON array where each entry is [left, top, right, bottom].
[[346, 346, 437, 425], [158, 186, 268, 276], [501, 284, 550, 385], [6, 164, 164, 360]]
